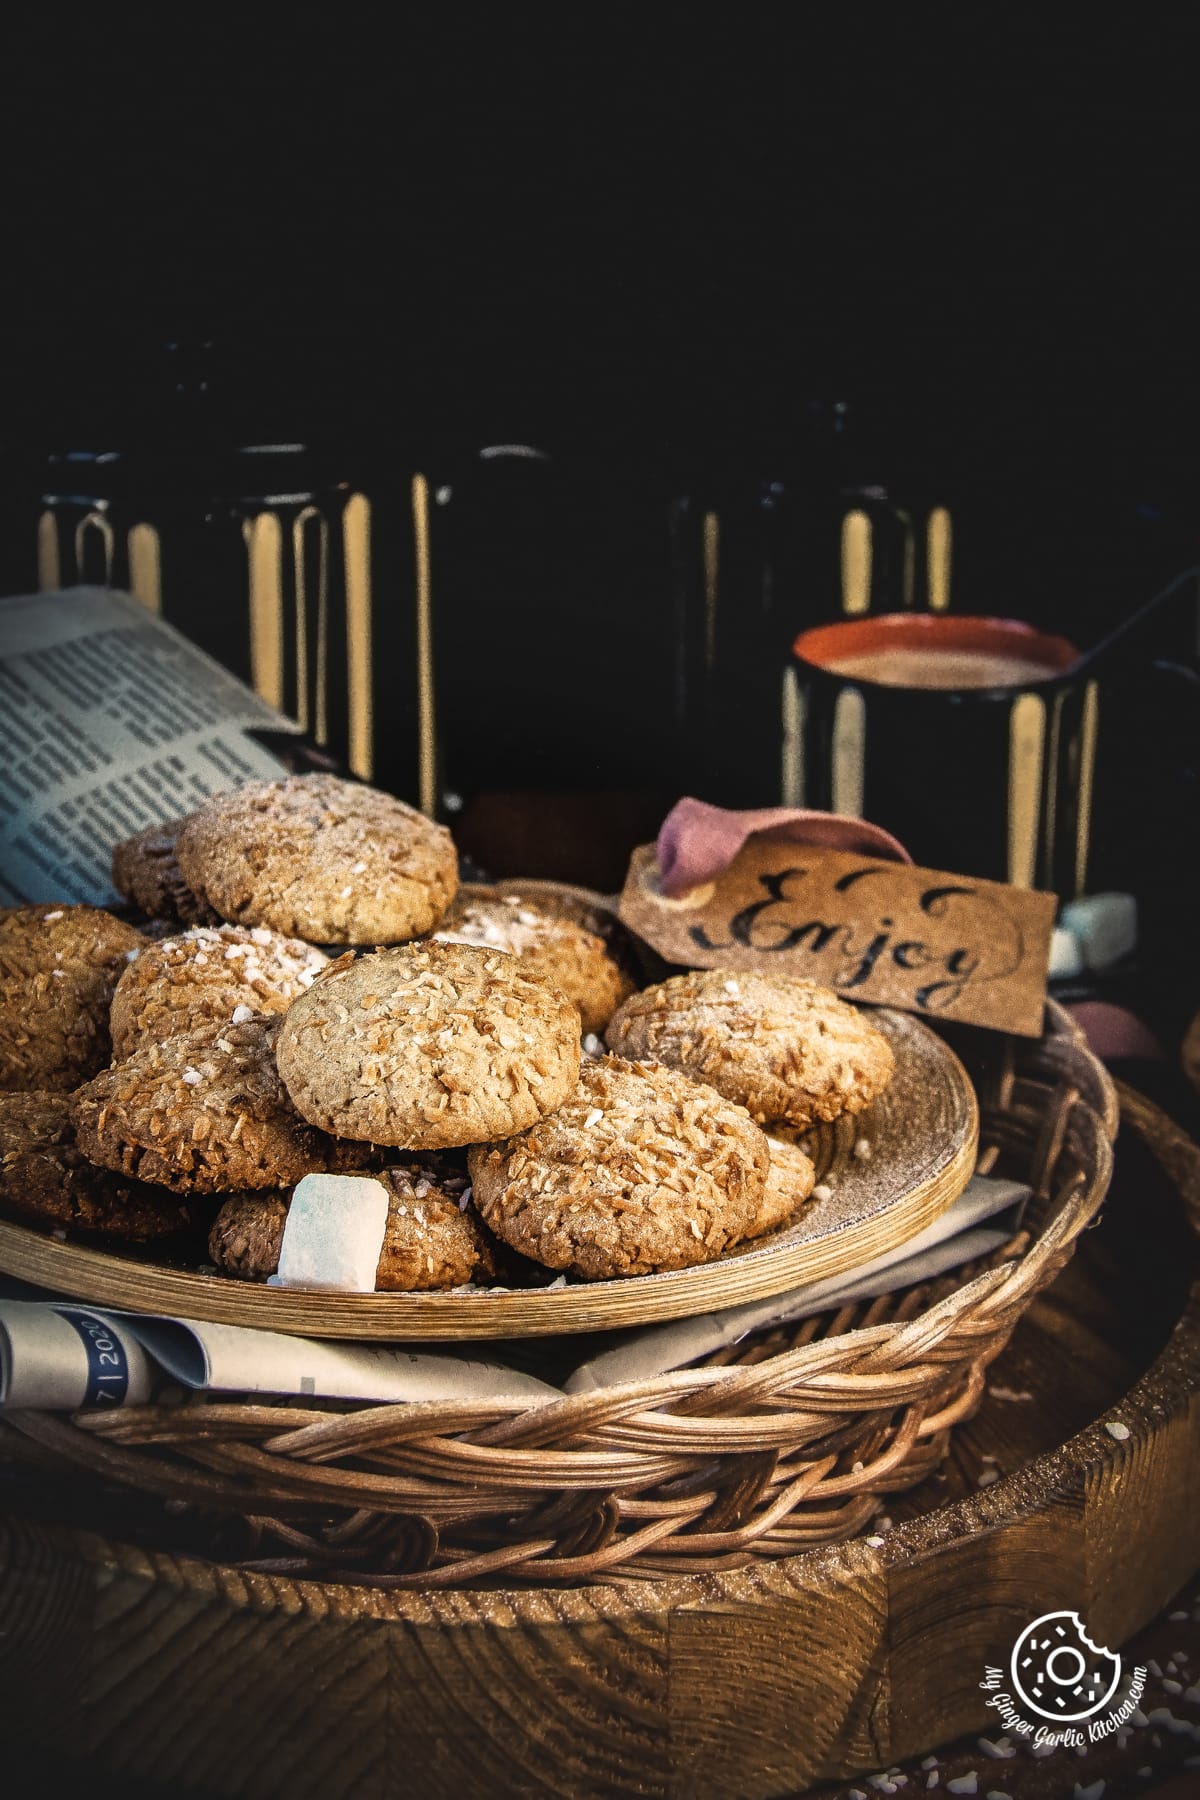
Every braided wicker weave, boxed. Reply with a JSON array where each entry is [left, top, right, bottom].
[[0, 1002, 1115, 1588]]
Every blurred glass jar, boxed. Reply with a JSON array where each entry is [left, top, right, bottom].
[[20, 341, 424, 799]]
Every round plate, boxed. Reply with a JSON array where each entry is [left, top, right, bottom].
[[0, 1010, 977, 1339]]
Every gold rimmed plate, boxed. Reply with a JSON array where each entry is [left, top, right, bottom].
[[0, 1009, 977, 1339]]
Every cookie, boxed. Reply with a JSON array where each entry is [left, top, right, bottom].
[[449, 880, 645, 973], [70, 1015, 374, 1194], [207, 1189, 290, 1279], [276, 942, 581, 1150], [468, 1054, 770, 1279], [111, 817, 219, 925], [751, 1135, 817, 1238], [434, 887, 637, 1034], [605, 970, 895, 1130], [0, 905, 147, 1092], [110, 924, 329, 1059], [0, 1090, 195, 1241], [175, 773, 458, 944], [208, 1163, 493, 1290]]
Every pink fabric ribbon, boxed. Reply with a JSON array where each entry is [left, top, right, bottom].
[[654, 797, 913, 898]]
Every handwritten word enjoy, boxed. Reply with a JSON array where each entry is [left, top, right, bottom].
[[688, 867, 997, 1009]]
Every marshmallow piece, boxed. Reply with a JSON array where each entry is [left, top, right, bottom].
[[1059, 892, 1137, 971], [272, 1174, 389, 1292], [1048, 925, 1084, 979]]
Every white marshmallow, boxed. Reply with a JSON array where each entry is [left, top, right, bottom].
[[1048, 925, 1085, 979], [271, 1174, 389, 1292], [1059, 892, 1137, 971]]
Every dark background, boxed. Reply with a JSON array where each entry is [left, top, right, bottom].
[[2, 16, 1197, 505], [0, 17, 1197, 937]]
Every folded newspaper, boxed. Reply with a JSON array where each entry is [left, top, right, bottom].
[[0, 1176, 1027, 1410], [0, 586, 301, 906]]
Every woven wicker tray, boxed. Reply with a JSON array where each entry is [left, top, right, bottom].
[[0, 1002, 1113, 1586]]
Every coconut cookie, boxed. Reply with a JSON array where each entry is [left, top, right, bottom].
[[175, 773, 458, 945], [111, 817, 219, 926], [0, 905, 147, 1092], [110, 924, 329, 1058], [71, 1015, 374, 1194], [0, 1090, 196, 1241], [207, 1190, 291, 1279], [276, 942, 581, 1150], [750, 1135, 818, 1238], [434, 888, 637, 1034], [468, 1055, 770, 1279], [208, 1163, 493, 1290], [605, 970, 895, 1131]]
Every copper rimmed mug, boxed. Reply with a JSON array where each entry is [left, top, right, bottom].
[[785, 613, 1091, 891]]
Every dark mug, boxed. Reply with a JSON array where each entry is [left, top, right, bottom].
[[785, 613, 1090, 890]]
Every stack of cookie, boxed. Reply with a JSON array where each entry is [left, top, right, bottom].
[[1, 772, 897, 1291]]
